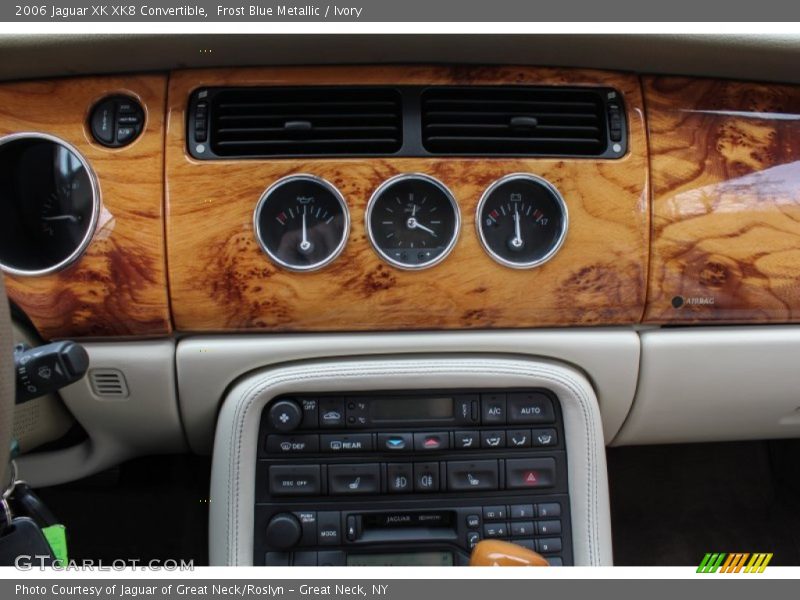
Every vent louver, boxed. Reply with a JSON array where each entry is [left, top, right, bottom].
[[89, 368, 129, 399], [206, 87, 403, 157], [421, 86, 611, 156]]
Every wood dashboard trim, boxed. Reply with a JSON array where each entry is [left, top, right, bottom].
[[166, 66, 650, 332], [644, 76, 800, 324], [0, 75, 172, 338]]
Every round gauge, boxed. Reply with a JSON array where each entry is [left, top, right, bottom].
[[366, 174, 460, 270], [254, 175, 349, 272], [476, 174, 568, 269], [0, 133, 100, 276]]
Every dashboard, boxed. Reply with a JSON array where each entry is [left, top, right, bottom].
[[3, 65, 799, 339], [3, 42, 800, 566]]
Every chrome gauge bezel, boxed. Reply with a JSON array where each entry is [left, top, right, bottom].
[[0, 132, 102, 277], [253, 174, 350, 273], [475, 173, 569, 270], [365, 173, 461, 271]]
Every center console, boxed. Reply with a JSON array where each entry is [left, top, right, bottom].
[[208, 354, 611, 566], [255, 389, 572, 566]]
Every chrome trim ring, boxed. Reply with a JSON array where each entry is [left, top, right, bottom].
[[0, 132, 101, 277], [475, 173, 569, 270], [365, 173, 461, 271], [253, 174, 350, 273]]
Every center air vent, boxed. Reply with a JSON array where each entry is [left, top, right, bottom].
[[421, 86, 621, 157], [192, 87, 403, 158]]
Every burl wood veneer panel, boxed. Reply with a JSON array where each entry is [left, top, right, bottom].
[[0, 75, 171, 338], [166, 66, 649, 332], [645, 76, 800, 324]]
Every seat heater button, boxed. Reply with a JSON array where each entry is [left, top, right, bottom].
[[445, 460, 499, 492], [328, 464, 380, 495]]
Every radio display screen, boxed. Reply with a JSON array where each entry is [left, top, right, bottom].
[[369, 397, 453, 421], [347, 552, 454, 566]]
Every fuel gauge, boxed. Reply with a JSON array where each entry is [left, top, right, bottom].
[[476, 174, 568, 269]]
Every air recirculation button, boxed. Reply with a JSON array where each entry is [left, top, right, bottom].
[[89, 95, 145, 148]]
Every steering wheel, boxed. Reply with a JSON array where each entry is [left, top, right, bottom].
[[0, 276, 13, 493]]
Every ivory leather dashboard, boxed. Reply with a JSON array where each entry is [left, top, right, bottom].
[[1, 66, 800, 338]]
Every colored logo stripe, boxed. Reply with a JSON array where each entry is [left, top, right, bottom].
[[697, 553, 773, 573]]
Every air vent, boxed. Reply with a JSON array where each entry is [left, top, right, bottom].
[[89, 368, 129, 399], [198, 87, 403, 158], [421, 86, 619, 157]]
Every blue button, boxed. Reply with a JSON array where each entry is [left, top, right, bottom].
[[378, 433, 412, 452]]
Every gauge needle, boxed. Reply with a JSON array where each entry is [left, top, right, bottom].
[[406, 216, 437, 237], [510, 207, 524, 250], [299, 212, 313, 254], [41, 214, 81, 223]]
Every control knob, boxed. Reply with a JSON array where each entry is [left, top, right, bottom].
[[265, 513, 302, 550], [268, 398, 303, 432]]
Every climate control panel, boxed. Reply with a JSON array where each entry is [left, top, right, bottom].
[[255, 389, 572, 566]]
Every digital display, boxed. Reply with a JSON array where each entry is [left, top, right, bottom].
[[369, 397, 453, 421], [346, 552, 454, 567]]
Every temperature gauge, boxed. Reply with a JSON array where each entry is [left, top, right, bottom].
[[476, 174, 568, 269], [253, 175, 349, 272]]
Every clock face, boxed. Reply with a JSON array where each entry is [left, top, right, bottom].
[[366, 174, 460, 270]]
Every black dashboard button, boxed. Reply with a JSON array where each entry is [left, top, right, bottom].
[[531, 428, 558, 447], [299, 398, 319, 429], [507, 392, 555, 424], [481, 393, 507, 424], [378, 432, 412, 452], [317, 512, 341, 545], [510, 521, 535, 537], [536, 538, 562, 554], [90, 99, 115, 144], [269, 465, 321, 496], [536, 502, 561, 518], [320, 433, 373, 453], [413, 462, 440, 492], [536, 520, 562, 536], [454, 431, 480, 450], [293, 511, 317, 546], [505, 457, 556, 490], [318, 397, 345, 428], [446, 460, 499, 492], [507, 429, 531, 448], [481, 430, 506, 449], [454, 395, 480, 424], [266, 434, 319, 454], [328, 464, 380, 495], [413, 432, 449, 451], [482, 506, 506, 521], [483, 522, 507, 538], [387, 463, 413, 493], [509, 504, 534, 520]]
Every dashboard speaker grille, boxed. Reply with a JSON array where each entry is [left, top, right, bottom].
[[207, 87, 403, 157], [421, 86, 612, 156]]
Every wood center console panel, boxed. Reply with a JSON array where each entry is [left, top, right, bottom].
[[165, 67, 649, 332]]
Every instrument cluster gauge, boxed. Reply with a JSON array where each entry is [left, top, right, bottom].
[[254, 175, 349, 272], [366, 174, 460, 270], [476, 174, 569, 269]]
